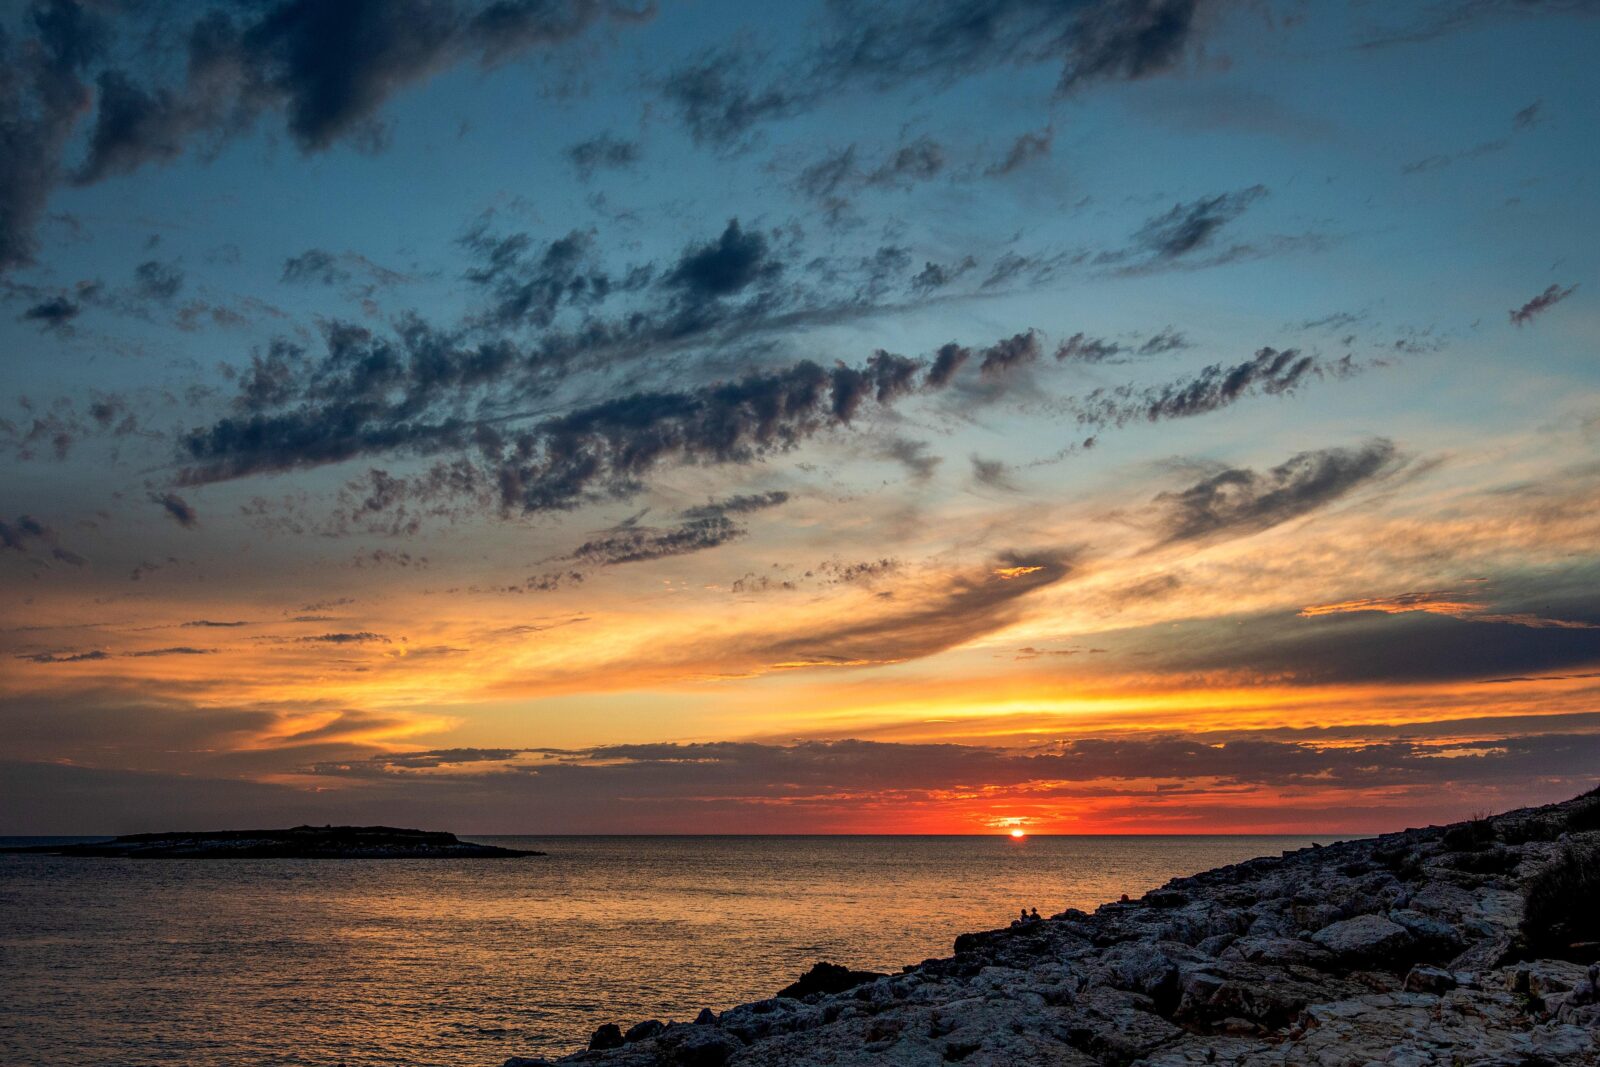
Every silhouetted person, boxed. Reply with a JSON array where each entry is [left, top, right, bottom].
[[1029, 907, 1040, 922]]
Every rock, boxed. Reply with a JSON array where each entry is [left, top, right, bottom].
[[1403, 963, 1458, 993], [502, 1059, 551, 1067], [1310, 914, 1414, 965], [587, 1023, 624, 1051], [623, 1019, 663, 1042], [693, 1008, 717, 1025], [1387, 907, 1465, 957], [1220, 936, 1332, 967], [657, 1027, 740, 1067], [775, 961, 885, 1000]]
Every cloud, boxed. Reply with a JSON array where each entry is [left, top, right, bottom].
[[910, 256, 976, 294], [567, 491, 789, 567], [1132, 185, 1268, 260], [132, 259, 183, 302], [1077, 345, 1325, 429], [971, 455, 1018, 491], [0, 0, 656, 272], [986, 127, 1053, 176], [178, 318, 1018, 515], [1138, 327, 1191, 355], [20, 295, 82, 333], [1152, 439, 1400, 545], [1509, 283, 1578, 326], [663, 218, 782, 299], [1300, 589, 1599, 631], [281, 249, 344, 286], [297, 632, 390, 644], [881, 436, 942, 480], [1055, 333, 1124, 363], [0, 512, 87, 566], [566, 132, 641, 180], [658, 0, 1208, 147], [748, 549, 1076, 669], [0, 0, 105, 272], [18, 650, 111, 664], [978, 330, 1043, 376], [151, 491, 199, 528]]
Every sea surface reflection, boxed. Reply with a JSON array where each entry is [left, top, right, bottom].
[[0, 834, 1333, 1065]]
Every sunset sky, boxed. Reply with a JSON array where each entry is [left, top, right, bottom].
[[2, 0, 1597, 834]]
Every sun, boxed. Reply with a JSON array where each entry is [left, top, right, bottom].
[[1009, 828, 1027, 839]]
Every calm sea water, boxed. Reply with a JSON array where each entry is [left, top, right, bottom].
[[0, 834, 1332, 1066]]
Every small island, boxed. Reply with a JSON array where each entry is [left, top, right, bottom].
[[1, 824, 542, 859]]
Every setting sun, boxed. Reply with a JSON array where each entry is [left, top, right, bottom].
[[1009, 829, 1026, 839]]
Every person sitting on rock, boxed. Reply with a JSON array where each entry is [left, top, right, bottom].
[[1029, 907, 1040, 922]]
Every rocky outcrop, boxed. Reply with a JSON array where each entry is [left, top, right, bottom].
[[2, 825, 542, 858], [502, 788, 1600, 1066]]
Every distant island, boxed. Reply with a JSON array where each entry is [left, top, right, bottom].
[[1, 825, 542, 859]]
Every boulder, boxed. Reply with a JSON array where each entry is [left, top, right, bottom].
[[775, 961, 885, 1000], [587, 1023, 624, 1051], [1402, 964, 1458, 993], [1310, 914, 1414, 965], [623, 1019, 664, 1042]]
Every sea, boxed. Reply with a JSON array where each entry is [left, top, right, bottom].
[[0, 834, 1335, 1066]]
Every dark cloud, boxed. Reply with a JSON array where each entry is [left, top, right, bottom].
[[910, 256, 976, 294], [151, 491, 199, 528], [986, 127, 1053, 176], [280, 248, 409, 291], [180, 316, 1015, 516], [132, 259, 183, 302], [881, 436, 942, 481], [568, 491, 790, 567], [1135, 590, 1600, 687], [1152, 439, 1401, 545], [566, 132, 641, 180], [663, 218, 782, 299], [183, 619, 249, 628], [0, 0, 105, 271], [658, 0, 1208, 146], [1132, 185, 1268, 260], [461, 225, 625, 329], [1509, 283, 1578, 326], [1077, 345, 1324, 429], [1399, 100, 1546, 175], [750, 549, 1075, 669], [19, 295, 81, 333], [864, 135, 944, 187], [297, 631, 390, 644], [658, 47, 803, 146], [1, 0, 655, 271], [18, 650, 111, 663], [925, 342, 972, 387], [281, 249, 345, 286], [123, 646, 215, 658], [1055, 332, 1123, 363], [1137, 327, 1191, 354], [970, 455, 1018, 491], [977, 330, 1043, 376], [0, 511, 86, 566]]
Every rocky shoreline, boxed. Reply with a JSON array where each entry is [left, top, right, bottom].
[[1, 824, 542, 859], [507, 789, 1600, 1066]]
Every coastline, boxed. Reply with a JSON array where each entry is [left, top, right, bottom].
[[507, 790, 1600, 1066]]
